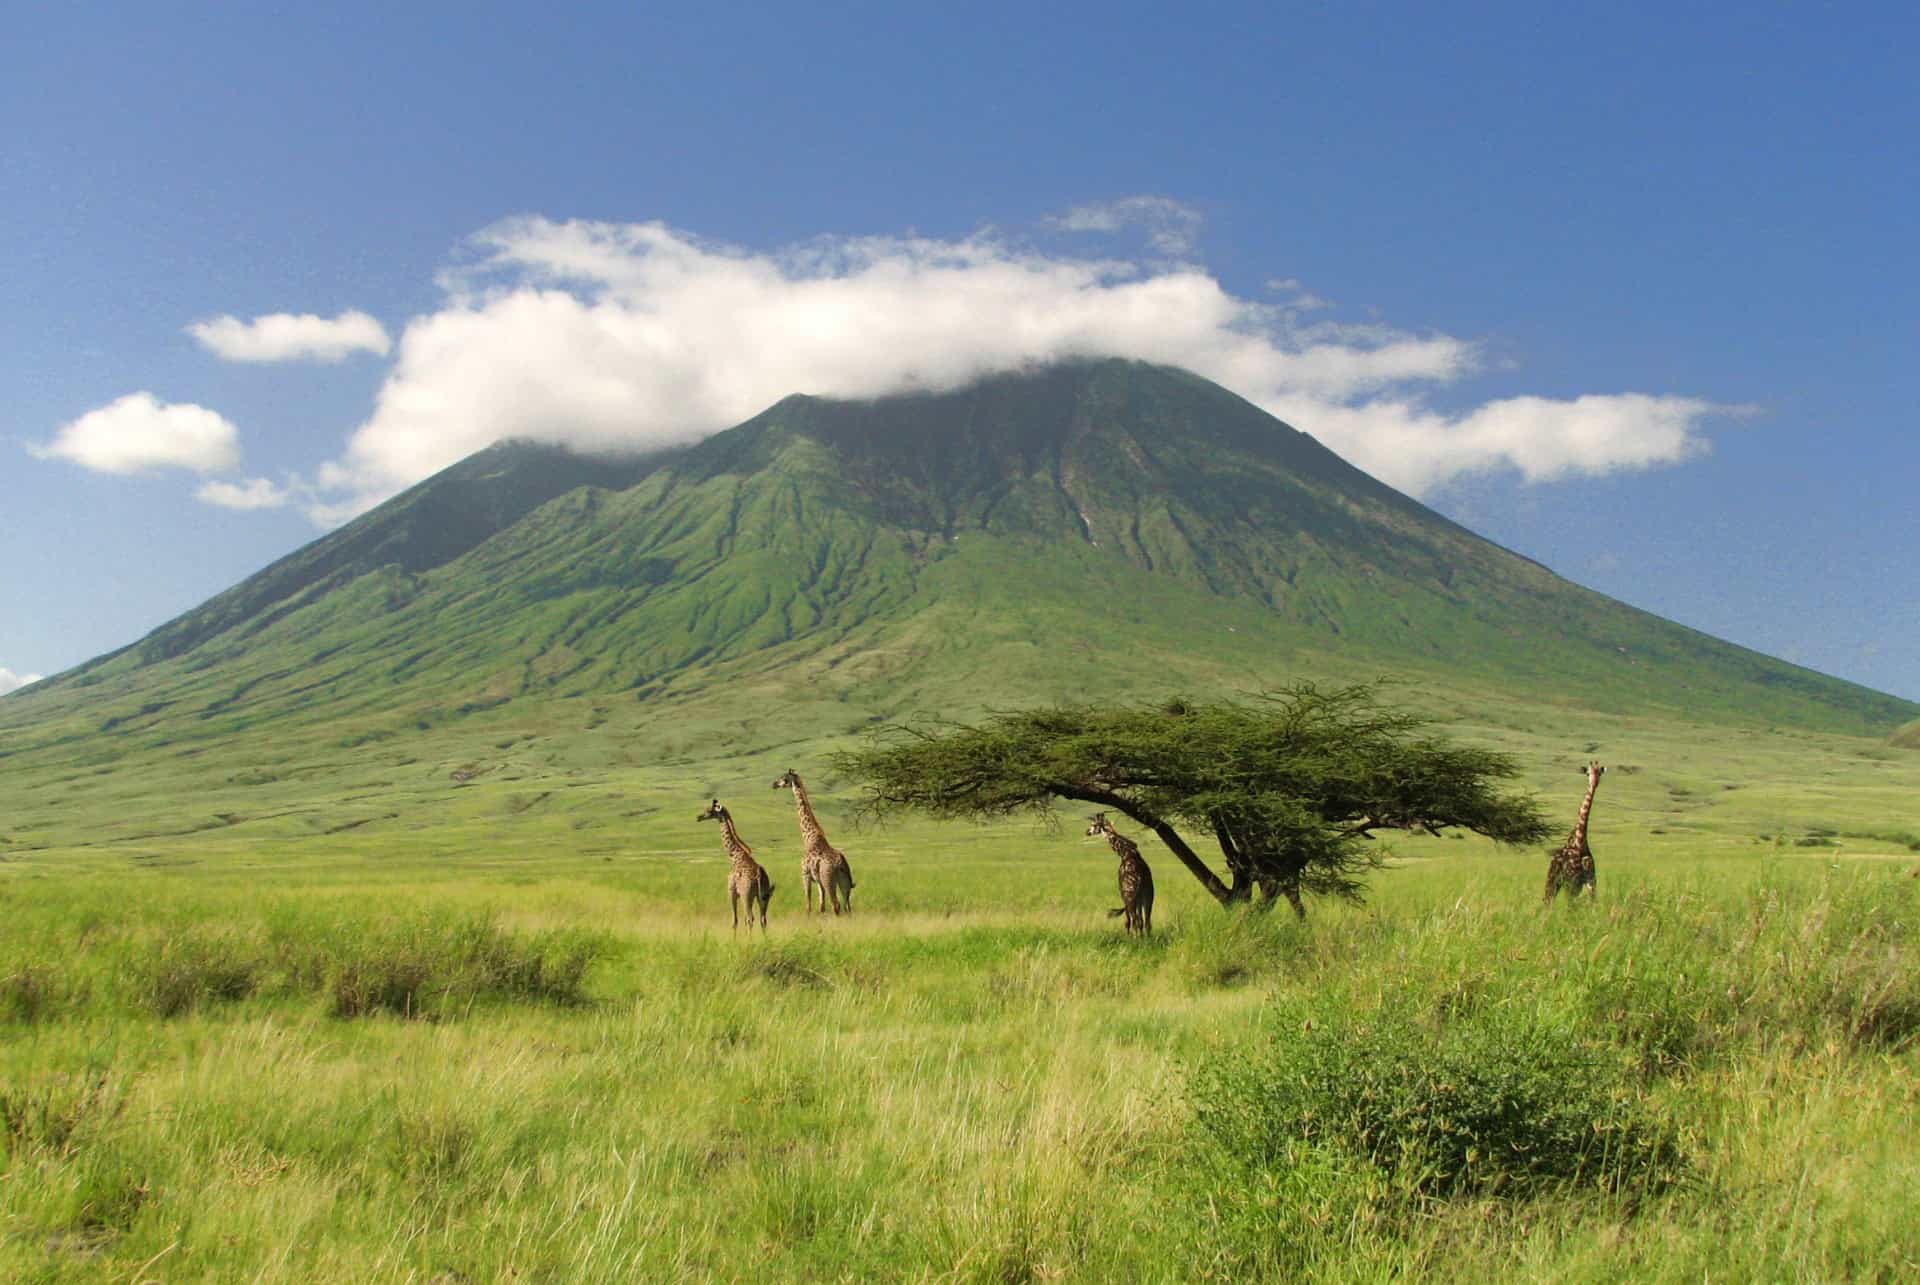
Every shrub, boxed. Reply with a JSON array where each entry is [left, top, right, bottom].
[[0, 1070, 128, 1161], [732, 937, 854, 990], [127, 928, 261, 1016], [1575, 958, 1712, 1075], [1191, 999, 1685, 1198], [1163, 909, 1303, 991], [7, 907, 600, 1022], [386, 1103, 476, 1183], [310, 911, 602, 1019], [0, 963, 75, 1024]]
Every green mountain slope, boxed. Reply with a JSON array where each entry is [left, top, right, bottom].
[[2, 359, 1911, 834]]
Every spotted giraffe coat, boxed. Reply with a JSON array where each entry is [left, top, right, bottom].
[[1087, 813, 1155, 935], [1544, 761, 1603, 901]]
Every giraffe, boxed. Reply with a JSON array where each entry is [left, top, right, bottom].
[[1544, 761, 1604, 902], [772, 768, 855, 915], [1086, 812, 1155, 936], [697, 799, 774, 930]]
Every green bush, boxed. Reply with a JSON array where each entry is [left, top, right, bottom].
[[128, 928, 261, 1016], [1192, 999, 1685, 1198], [0, 963, 76, 1024], [299, 911, 601, 1019], [88, 907, 606, 1020], [0, 1070, 127, 1161], [731, 937, 863, 990], [1163, 907, 1303, 991]]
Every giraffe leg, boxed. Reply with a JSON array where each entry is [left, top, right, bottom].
[[1545, 859, 1570, 903], [731, 890, 741, 931]]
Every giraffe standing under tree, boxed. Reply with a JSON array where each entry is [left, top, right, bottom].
[[697, 799, 775, 930], [772, 769, 855, 915], [1544, 760, 1604, 902], [1087, 812, 1155, 935]]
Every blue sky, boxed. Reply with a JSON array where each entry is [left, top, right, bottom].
[[4, 1, 1916, 701]]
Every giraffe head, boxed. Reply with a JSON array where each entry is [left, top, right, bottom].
[[1085, 813, 1113, 839], [696, 798, 728, 824], [1585, 761, 1605, 784], [772, 768, 801, 791]]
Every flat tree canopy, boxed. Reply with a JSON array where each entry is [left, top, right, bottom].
[[832, 684, 1554, 915]]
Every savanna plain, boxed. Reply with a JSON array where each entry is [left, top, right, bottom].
[[4, 700, 1919, 1282]]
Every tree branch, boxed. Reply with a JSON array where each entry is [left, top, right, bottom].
[[1051, 782, 1236, 905]]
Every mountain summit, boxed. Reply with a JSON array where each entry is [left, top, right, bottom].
[[6, 361, 1912, 778]]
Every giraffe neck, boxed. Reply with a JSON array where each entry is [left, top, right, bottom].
[[717, 811, 753, 861], [1105, 827, 1140, 862], [788, 780, 828, 848], [1567, 776, 1600, 849]]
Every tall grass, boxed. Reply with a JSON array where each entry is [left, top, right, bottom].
[[0, 853, 1915, 1280], [0, 902, 604, 1024]]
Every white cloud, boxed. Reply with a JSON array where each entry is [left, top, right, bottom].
[[1260, 392, 1741, 494], [1267, 278, 1333, 311], [32, 392, 241, 475], [303, 212, 1739, 522], [188, 310, 391, 363], [0, 667, 42, 696], [196, 477, 289, 510], [1050, 196, 1204, 256]]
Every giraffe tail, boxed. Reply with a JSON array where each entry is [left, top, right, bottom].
[[1107, 908, 1127, 918]]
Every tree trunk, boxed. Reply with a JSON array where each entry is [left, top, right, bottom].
[[1216, 817, 1257, 904]]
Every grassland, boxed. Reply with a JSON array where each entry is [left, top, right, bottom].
[[3, 704, 1918, 1283]]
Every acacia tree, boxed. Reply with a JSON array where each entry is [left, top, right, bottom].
[[831, 683, 1553, 916]]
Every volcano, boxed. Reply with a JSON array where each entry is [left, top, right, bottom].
[[3, 359, 1910, 828]]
